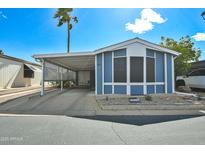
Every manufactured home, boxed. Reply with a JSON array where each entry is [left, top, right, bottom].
[[33, 38, 180, 96], [0, 54, 42, 89]]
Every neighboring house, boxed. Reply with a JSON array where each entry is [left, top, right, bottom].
[[191, 60, 205, 70], [0, 54, 42, 89], [33, 37, 180, 96]]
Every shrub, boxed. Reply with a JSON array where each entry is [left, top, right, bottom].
[[145, 95, 152, 101]]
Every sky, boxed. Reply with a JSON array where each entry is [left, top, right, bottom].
[[0, 8, 205, 62]]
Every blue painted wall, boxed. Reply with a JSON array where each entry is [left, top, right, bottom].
[[104, 52, 112, 82], [97, 54, 102, 94], [104, 85, 112, 94], [114, 85, 127, 94], [167, 54, 173, 93], [114, 49, 126, 57], [131, 85, 144, 96], [147, 85, 155, 94], [156, 52, 164, 82], [156, 85, 164, 93], [96, 46, 174, 95]]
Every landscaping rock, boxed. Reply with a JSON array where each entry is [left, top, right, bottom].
[[177, 86, 192, 93]]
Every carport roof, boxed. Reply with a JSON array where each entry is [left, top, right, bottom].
[[33, 52, 95, 71]]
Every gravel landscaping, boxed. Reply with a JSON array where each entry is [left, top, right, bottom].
[[96, 93, 205, 110], [97, 94, 204, 105]]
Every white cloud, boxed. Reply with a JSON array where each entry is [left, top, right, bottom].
[[141, 8, 166, 24], [192, 33, 205, 41], [0, 11, 7, 19], [126, 19, 153, 34], [125, 8, 166, 34]]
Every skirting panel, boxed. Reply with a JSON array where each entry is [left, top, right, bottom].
[[130, 85, 144, 96], [114, 85, 127, 94]]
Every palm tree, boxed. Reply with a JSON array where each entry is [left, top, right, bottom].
[[54, 8, 78, 53], [202, 10, 205, 20]]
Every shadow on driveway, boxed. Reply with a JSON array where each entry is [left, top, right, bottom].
[[73, 114, 204, 126]]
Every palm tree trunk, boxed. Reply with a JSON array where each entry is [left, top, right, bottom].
[[67, 21, 70, 53]]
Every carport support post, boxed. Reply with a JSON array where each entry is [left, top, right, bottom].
[[41, 59, 45, 96], [60, 68, 63, 91], [76, 71, 78, 86]]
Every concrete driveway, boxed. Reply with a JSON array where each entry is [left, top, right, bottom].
[[0, 89, 99, 116], [0, 88, 204, 126]]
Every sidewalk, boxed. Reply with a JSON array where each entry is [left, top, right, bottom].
[[0, 87, 56, 104], [0, 86, 45, 96]]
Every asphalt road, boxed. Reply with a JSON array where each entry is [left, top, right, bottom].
[[0, 114, 205, 144]]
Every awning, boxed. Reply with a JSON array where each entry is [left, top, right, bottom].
[[33, 52, 95, 71], [24, 63, 41, 72]]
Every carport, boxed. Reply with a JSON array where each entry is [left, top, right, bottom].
[[33, 52, 95, 96]]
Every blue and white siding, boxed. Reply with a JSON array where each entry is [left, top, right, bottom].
[[95, 42, 175, 95]]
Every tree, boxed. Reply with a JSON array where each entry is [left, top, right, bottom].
[[160, 35, 201, 77], [0, 49, 4, 55], [54, 8, 78, 53], [201, 10, 205, 20]]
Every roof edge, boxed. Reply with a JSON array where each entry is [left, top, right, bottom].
[[33, 51, 95, 59], [0, 54, 41, 67], [94, 37, 180, 56]]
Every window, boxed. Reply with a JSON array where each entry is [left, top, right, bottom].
[[146, 57, 155, 82], [114, 57, 127, 82], [24, 64, 34, 78], [130, 57, 143, 82]]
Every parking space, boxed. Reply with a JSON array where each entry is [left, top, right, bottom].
[[0, 89, 99, 116]]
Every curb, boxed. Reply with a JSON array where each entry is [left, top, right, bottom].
[[99, 104, 205, 110]]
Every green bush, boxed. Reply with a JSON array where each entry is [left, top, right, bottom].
[[145, 95, 152, 101]]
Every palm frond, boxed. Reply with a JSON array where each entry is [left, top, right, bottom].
[[72, 16, 78, 23]]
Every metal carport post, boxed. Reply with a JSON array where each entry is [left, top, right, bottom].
[[60, 67, 63, 91], [41, 59, 45, 96]]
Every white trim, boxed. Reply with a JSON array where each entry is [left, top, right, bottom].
[[164, 53, 167, 94], [104, 82, 165, 86], [95, 55, 97, 95], [40, 59, 45, 96], [112, 51, 114, 94], [102, 53, 104, 95], [147, 82, 165, 85], [146, 55, 154, 58], [154, 51, 156, 94], [172, 55, 175, 93], [127, 56, 130, 95], [33, 51, 95, 59], [94, 37, 180, 56], [113, 55, 127, 58], [143, 56, 147, 94]]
